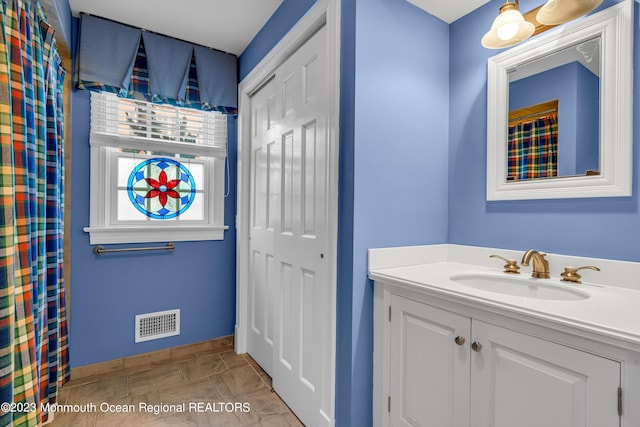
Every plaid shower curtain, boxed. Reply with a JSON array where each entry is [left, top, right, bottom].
[[0, 0, 69, 425], [507, 114, 558, 181]]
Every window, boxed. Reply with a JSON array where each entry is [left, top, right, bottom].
[[84, 91, 228, 244]]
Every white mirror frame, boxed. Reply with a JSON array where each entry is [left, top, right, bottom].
[[486, 1, 633, 201]]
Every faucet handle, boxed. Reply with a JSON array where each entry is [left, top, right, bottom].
[[490, 254, 520, 274], [560, 265, 600, 284]]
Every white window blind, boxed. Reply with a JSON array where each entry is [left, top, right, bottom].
[[90, 92, 227, 159], [84, 91, 229, 244]]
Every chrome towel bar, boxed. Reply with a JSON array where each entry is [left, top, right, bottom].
[[93, 242, 175, 256]]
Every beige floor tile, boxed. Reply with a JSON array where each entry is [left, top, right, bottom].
[[48, 410, 98, 427], [245, 355, 267, 376], [65, 376, 129, 405], [91, 363, 155, 380], [56, 387, 70, 405], [198, 408, 261, 427], [219, 350, 250, 369], [149, 411, 200, 426], [257, 413, 305, 426], [54, 346, 299, 427], [177, 353, 227, 382], [128, 365, 184, 396], [210, 365, 267, 399], [63, 372, 104, 389], [157, 377, 219, 404], [247, 388, 292, 416], [95, 410, 169, 427], [130, 389, 161, 406], [98, 408, 199, 426], [259, 373, 272, 390]]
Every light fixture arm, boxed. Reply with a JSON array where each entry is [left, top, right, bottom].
[[499, 0, 519, 14]]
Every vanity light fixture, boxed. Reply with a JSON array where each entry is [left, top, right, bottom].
[[481, 0, 535, 49], [536, 0, 603, 25]]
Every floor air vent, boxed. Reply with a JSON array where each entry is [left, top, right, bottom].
[[135, 309, 180, 343]]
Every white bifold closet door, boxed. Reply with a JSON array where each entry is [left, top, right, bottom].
[[246, 25, 330, 427]]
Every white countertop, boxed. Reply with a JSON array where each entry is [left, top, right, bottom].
[[368, 245, 640, 351]]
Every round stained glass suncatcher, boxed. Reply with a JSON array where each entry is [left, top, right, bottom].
[[127, 158, 196, 219]]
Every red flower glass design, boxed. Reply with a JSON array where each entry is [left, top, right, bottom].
[[144, 170, 182, 207]]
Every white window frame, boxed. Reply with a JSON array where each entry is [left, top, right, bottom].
[[84, 91, 229, 244]]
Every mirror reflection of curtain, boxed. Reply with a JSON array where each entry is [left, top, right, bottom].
[[507, 114, 558, 180]]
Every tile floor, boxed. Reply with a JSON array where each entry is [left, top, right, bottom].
[[49, 343, 303, 426]]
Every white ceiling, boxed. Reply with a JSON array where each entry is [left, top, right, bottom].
[[68, 0, 491, 56], [68, 0, 284, 56], [407, 0, 492, 23]]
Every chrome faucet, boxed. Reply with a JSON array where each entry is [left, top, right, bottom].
[[521, 250, 550, 278]]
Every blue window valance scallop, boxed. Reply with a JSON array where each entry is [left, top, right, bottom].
[[75, 14, 238, 114]]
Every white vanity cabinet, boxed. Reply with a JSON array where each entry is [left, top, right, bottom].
[[388, 294, 470, 427], [380, 291, 621, 427], [470, 320, 619, 427]]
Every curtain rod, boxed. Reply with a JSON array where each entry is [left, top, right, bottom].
[[509, 108, 558, 123]]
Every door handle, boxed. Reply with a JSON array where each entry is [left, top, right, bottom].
[[471, 342, 482, 352]]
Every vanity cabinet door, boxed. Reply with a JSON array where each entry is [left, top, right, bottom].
[[389, 295, 471, 427], [470, 320, 621, 427]]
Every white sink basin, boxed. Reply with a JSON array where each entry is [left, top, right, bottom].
[[450, 273, 590, 301]]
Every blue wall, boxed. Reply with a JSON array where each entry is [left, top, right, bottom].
[[51, 0, 72, 48], [238, 0, 318, 80], [67, 0, 318, 369], [576, 64, 600, 173], [67, 0, 317, 370], [336, 0, 356, 424], [448, 0, 639, 262], [69, 88, 238, 367], [341, 0, 450, 425]]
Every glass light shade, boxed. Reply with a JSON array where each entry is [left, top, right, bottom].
[[537, 0, 604, 25], [482, 4, 535, 49], [497, 22, 519, 41]]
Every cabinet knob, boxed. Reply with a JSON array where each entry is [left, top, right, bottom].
[[454, 336, 466, 346], [471, 342, 482, 352]]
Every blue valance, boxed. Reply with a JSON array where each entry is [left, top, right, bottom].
[[75, 14, 238, 113], [194, 46, 238, 111], [76, 14, 141, 91], [141, 32, 193, 102]]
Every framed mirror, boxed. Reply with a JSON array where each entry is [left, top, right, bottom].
[[486, 1, 632, 201]]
